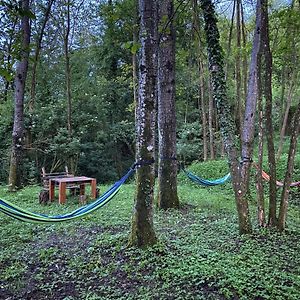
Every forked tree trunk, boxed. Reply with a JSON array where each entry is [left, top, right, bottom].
[[128, 0, 157, 247], [8, 0, 31, 191], [157, 0, 179, 209], [277, 100, 300, 231], [200, 0, 252, 234]]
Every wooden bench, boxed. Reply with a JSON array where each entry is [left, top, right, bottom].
[[39, 167, 79, 204]]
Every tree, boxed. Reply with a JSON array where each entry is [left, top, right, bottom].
[[261, 0, 277, 227], [277, 100, 300, 231], [128, 0, 157, 247], [192, 0, 208, 161], [157, 0, 179, 209], [8, 0, 31, 190], [200, 0, 252, 234]]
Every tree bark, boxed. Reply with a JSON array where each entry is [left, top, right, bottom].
[[8, 0, 31, 191], [157, 0, 179, 209], [63, 1, 75, 174], [261, 0, 277, 227], [192, 0, 208, 161], [235, 0, 242, 135], [208, 76, 215, 159], [240, 0, 262, 198], [29, 0, 55, 113], [256, 59, 265, 227], [277, 70, 297, 160], [224, 0, 235, 80], [128, 0, 157, 247], [277, 100, 300, 231], [200, 0, 252, 234]]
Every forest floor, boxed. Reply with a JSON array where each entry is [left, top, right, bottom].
[[0, 162, 300, 300]]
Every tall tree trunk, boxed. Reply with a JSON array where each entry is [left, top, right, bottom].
[[157, 0, 179, 209], [240, 0, 262, 199], [241, 0, 248, 107], [29, 0, 55, 113], [128, 0, 157, 247], [261, 0, 277, 227], [224, 0, 235, 80], [63, 1, 75, 174], [8, 0, 31, 191], [3, 17, 17, 103], [200, 0, 252, 234], [235, 0, 242, 135], [256, 59, 265, 227], [192, 0, 208, 161], [26, 0, 54, 159], [277, 70, 297, 160], [277, 100, 300, 231], [208, 76, 215, 159]]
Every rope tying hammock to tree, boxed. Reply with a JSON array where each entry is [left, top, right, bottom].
[[252, 162, 300, 187]]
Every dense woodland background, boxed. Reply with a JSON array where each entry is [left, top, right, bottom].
[[1, 0, 298, 184]]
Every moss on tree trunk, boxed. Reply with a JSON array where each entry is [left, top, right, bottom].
[[128, 0, 157, 247]]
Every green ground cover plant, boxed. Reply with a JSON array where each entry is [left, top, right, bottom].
[[0, 160, 299, 300]]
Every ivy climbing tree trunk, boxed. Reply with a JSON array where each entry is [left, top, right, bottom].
[[200, 0, 252, 234], [157, 0, 179, 209], [8, 0, 31, 191], [128, 0, 157, 247]]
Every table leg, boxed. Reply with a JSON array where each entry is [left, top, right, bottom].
[[80, 184, 85, 195], [59, 182, 67, 204], [49, 180, 55, 201], [91, 179, 97, 199]]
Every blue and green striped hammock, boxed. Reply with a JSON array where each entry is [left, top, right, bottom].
[[182, 168, 231, 186], [0, 167, 135, 224]]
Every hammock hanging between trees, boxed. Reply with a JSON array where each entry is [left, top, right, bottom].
[[0, 167, 135, 224], [252, 162, 300, 187], [182, 167, 231, 186]]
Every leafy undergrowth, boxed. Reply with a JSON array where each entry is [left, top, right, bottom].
[[0, 177, 299, 300]]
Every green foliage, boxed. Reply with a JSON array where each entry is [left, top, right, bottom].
[[177, 122, 202, 162]]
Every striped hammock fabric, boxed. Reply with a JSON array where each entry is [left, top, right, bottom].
[[0, 168, 135, 223]]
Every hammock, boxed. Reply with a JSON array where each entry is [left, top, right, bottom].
[[0, 167, 135, 223], [252, 162, 300, 187], [182, 168, 231, 187]]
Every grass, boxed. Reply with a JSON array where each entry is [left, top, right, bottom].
[[0, 163, 300, 300]]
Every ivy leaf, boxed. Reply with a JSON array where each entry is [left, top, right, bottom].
[[131, 42, 141, 55], [122, 41, 132, 50], [0, 68, 14, 82], [18, 9, 36, 19]]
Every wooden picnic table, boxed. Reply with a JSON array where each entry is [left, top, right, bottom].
[[49, 176, 97, 204]]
